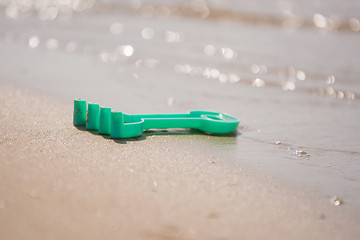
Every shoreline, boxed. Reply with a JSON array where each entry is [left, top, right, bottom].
[[1, 83, 359, 239]]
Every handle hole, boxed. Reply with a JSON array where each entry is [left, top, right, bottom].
[[205, 115, 223, 121]]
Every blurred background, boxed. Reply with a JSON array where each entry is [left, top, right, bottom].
[[0, 0, 359, 212]]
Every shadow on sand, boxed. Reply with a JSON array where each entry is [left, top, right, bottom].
[[74, 125, 240, 144]]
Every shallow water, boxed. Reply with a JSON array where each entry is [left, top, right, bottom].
[[0, 0, 359, 213]]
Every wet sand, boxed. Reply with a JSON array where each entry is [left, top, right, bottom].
[[1, 83, 359, 239]]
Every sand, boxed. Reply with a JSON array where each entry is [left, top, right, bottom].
[[0, 83, 359, 239], [1, 0, 360, 238]]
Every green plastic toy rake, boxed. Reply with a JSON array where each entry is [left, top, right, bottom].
[[73, 98, 240, 138]]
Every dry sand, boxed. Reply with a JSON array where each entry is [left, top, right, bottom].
[[0, 83, 359, 239]]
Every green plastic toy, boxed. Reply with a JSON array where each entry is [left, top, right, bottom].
[[73, 98, 240, 138]]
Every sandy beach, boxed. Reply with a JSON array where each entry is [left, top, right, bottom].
[[1, 0, 360, 238], [0, 82, 359, 239]]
